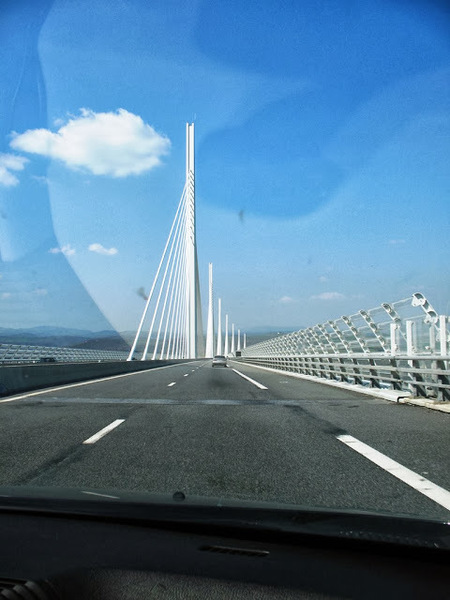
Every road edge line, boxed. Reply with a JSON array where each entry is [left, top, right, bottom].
[[229, 361, 450, 413], [231, 368, 268, 390], [337, 434, 450, 512]]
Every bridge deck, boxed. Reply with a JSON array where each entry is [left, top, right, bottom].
[[1, 360, 448, 520]]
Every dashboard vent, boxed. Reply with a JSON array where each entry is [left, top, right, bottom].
[[200, 545, 269, 557], [0, 578, 59, 599]]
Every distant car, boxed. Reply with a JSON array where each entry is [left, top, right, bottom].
[[212, 355, 227, 367], [39, 357, 57, 363]]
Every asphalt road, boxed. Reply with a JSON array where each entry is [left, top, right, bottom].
[[0, 359, 449, 520]]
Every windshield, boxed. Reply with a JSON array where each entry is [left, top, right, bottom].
[[0, 0, 449, 525]]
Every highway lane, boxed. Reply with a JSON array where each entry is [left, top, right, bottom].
[[230, 361, 450, 492], [0, 359, 449, 520]]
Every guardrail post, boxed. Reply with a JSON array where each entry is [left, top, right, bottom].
[[390, 323, 398, 356], [406, 320, 415, 355], [429, 321, 436, 354], [405, 320, 429, 397], [435, 316, 449, 402], [406, 320, 416, 395], [352, 358, 362, 385], [339, 357, 348, 382], [328, 357, 335, 380], [439, 315, 448, 357], [435, 358, 449, 402], [368, 358, 381, 388], [389, 357, 402, 390]]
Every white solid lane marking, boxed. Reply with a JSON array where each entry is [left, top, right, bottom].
[[83, 419, 125, 445], [231, 368, 268, 390], [0, 361, 201, 404], [168, 382, 176, 387], [337, 434, 450, 512]]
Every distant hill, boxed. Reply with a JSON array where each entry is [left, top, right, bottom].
[[71, 337, 130, 351], [0, 325, 294, 353], [0, 326, 129, 351], [0, 326, 118, 338]]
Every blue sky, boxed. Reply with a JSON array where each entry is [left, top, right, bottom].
[[0, 0, 449, 334]]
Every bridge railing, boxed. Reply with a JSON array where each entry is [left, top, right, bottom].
[[239, 294, 450, 402], [0, 343, 129, 364]]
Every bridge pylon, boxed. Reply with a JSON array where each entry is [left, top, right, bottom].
[[127, 123, 204, 360]]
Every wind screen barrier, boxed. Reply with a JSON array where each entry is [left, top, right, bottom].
[[0, 344, 128, 364], [241, 294, 449, 401]]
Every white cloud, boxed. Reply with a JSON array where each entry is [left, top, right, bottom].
[[310, 292, 346, 301], [1, 292, 12, 299], [0, 153, 28, 187], [318, 275, 329, 283], [49, 244, 76, 256], [279, 296, 295, 304], [10, 108, 170, 178], [88, 243, 118, 256], [388, 239, 406, 245]]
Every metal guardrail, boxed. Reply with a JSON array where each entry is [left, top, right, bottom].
[[238, 355, 449, 401], [0, 343, 129, 364], [241, 294, 450, 402]]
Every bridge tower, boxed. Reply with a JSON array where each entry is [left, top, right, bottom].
[[185, 123, 204, 358], [127, 123, 204, 361]]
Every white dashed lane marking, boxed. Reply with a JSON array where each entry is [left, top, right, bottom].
[[0, 361, 201, 404], [83, 419, 125, 445]]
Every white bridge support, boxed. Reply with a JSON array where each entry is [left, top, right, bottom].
[[205, 262, 214, 358], [224, 314, 229, 356], [185, 123, 204, 359], [127, 123, 204, 361], [216, 298, 222, 356]]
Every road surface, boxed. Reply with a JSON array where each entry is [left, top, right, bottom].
[[0, 359, 449, 519]]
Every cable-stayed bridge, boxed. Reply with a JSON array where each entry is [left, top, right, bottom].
[[127, 124, 204, 361], [1, 125, 449, 523], [126, 123, 244, 362], [0, 123, 448, 404], [120, 123, 449, 404]]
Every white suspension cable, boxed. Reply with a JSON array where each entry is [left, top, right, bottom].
[[167, 232, 187, 359], [173, 259, 186, 358], [178, 271, 188, 358], [151, 199, 188, 359], [127, 187, 186, 361], [142, 192, 187, 360], [160, 222, 186, 359], [172, 240, 188, 359]]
